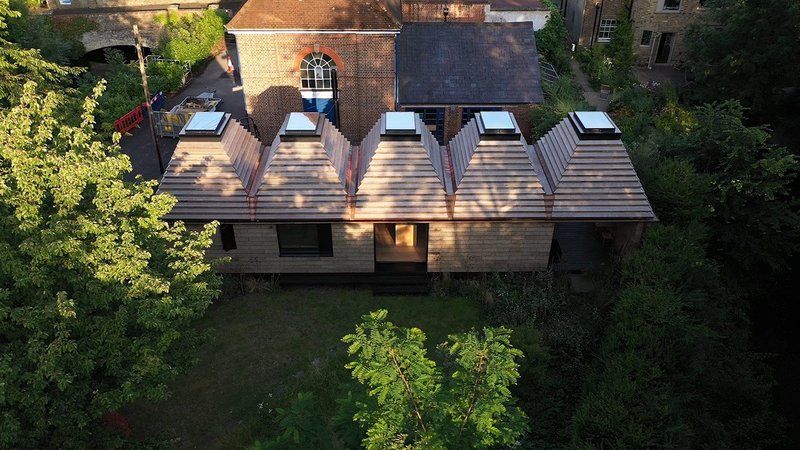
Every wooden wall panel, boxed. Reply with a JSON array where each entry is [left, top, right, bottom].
[[428, 222, 554, 272]]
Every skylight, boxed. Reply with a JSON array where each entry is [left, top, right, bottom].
[[286, 112, 320, 133], [479, 111, 516, 134], [181, 111, 229, 136], [385, 112, 417, 134], [574, 111, 616, 133]]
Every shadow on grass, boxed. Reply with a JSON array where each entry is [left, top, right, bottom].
[[123, 286, 483, 449]]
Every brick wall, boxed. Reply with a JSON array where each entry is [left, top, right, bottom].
[[428, 222, 554, 272], [402, 1, 487, 22], [201, 223, 374, 273], [235, 33, 396, 144], [631, 0, 706, 65]]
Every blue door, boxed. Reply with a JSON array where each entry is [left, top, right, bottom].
[[303, 96, 337, 126]]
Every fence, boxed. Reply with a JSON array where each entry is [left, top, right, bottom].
[[540, 62, 560, 83], [152, 111, 192, 138], [113, 106, 144, 134], [113, 92, 165, 134]]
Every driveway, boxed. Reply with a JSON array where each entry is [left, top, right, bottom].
[[119, 40, 247, 181]]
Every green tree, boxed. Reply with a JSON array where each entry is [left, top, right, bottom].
[[535, 0, 571, 74], [0, 0, 78, 107], [675, 100, 800, 275], [605, 15, 636, 89], [0, 83, 220, 448], [157, 9, 228, 66], [685, 0, 800, 119], [343, 310, 528, 449]]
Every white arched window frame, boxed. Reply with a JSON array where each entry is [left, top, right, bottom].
[[300, 52, 336, 90]]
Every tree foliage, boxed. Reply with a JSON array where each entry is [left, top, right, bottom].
[[0, 0, 78, 107], [535, 0, 571, 74], [157, 9, 228, 66], [342, 309, 528, 449], [685, 0, 800, 119], [0, 83, 220, 448], [571, 225, 782, 449]]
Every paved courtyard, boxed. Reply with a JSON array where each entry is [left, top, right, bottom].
[[119, 41, 247, 181]]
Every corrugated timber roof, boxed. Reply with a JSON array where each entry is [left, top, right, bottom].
[[354, 114, 450, 220], [158, 120, 262, 221], [449, 117, 547, 219], [535, 118, 656, 220], [252, 116, 351, 220]]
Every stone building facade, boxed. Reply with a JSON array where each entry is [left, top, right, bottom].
[[563, 0, 707, 65]]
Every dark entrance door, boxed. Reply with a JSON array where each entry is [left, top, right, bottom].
[[302, 94, 337, 126], [655, 32, 674, 64], [374, 223, 428, 273]]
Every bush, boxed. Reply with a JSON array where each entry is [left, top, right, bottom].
[[6, 0, 93, 64], [157, 9, 229, 66], [535, 0, 571, 75], [530, 76, 592, 139]]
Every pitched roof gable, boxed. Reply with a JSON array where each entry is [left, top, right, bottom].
[[535, 115, 656, 220], [449, 115, 547, 219], [158, 119, 262, 221], [354, 113, 450, 220], [252, 115, 351, 220]]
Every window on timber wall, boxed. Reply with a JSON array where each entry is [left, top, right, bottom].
[[597, 19, 618, 43], [641, 30, 653, 46], [277, 224, 333, 257], [660, 0, 681, 11], [408, 108, 445, 144], [220, 224, 237, 251], [300, 53, 336, 90], [461, 107, 500, 126]]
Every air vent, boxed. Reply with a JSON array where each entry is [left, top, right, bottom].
[[180, 111, 230, 137], [569, 111, 621, 140], [281, 112, 325, 141], [477, 111, 520, 140]]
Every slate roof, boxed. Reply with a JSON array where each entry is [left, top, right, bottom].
[[397, 22, 545, 105], [227, 0, 400, 31]]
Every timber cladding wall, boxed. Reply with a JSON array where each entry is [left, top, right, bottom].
[[204, 223, 374, 273], [235, 33, 396, 144], [428, 222, 554, 272]]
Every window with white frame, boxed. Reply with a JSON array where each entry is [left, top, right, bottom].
[[300, 52, 336, 90], [597, 19, 618, 42]]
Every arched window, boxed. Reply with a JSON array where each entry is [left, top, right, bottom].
[[300, 52, 336, 90]]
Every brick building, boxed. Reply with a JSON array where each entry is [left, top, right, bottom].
[[227, 0, 548, 144], [226, 0, 401, 144], [563, 0, 708, 65]]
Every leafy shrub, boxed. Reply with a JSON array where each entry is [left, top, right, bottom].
[[535, 0, 571, 75], [147, 60, 186, 93], [483, 272, 568, 327], [6, 0, 92, 64], [530, 76, 592, 139], [157, 9, 229, 66]]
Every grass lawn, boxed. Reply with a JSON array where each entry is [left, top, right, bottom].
[[123, 287, 484, 449]]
